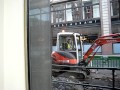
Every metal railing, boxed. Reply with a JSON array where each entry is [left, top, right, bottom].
[[88, 56, 120, 68]]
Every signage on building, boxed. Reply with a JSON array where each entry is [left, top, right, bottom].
[[52, 19, 100, 28]]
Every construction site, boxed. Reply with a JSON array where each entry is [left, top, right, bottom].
[[49, 0, 120, 89], [28, 0, 120, 90], [51, 32, 120, 90]]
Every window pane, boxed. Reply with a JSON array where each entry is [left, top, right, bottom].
[[41, 14, 49, 21], [93, 5, 100, 18], [71, 1, 81, 20], [83, 6, 93, 19], [113, 43, 120, 53], [29, 9, 40, 15], [66, 9, 72, 21], [110, 0, 119, 16], [41, 7, 49, 13], [66, 2, 72, 8], [82, 0, 99, 5]]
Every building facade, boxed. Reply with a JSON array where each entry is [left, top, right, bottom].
[[50, 0, 120, 55]]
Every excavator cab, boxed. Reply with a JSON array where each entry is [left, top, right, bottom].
[[53, 32, 84, 65]]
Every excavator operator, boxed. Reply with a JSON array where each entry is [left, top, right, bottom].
[[66, 38, 73, 50]]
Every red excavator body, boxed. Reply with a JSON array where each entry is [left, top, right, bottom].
[[52, 51, 77, 65]]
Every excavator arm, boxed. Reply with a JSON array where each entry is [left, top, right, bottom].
[[81, 33, 120, 66]]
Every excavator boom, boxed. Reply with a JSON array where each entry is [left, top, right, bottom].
[[82, 33, 120, 66]]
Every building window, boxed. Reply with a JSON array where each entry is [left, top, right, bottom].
[[82, 0, 100, 19], [51, 4, 66, 23], [66, 3, 73, 21], [51, 0, 100, 23], [113, 43, 120, 54], [71, 1, 81, 21], [110, 0, 119, 17]]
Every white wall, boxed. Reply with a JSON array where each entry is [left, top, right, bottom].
[[0, 0, 27, 90], [0, 0, 4, 90]]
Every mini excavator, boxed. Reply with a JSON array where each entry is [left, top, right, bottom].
[[51, 31, 120, 79]]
